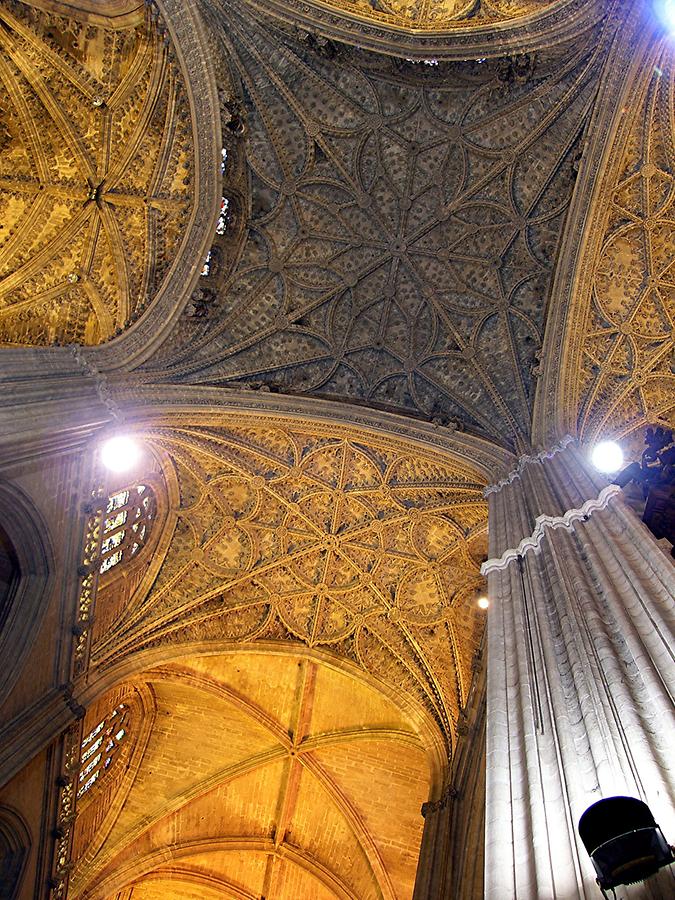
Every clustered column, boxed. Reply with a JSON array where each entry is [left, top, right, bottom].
[[483, 439, 675, 899]]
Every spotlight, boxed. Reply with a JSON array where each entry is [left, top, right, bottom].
[[100, 436, 141, 473], [477, 596, 489, 610], [591, 440, 624, 474], [578, 796, 674, 894], [654, 0, 675, 33]]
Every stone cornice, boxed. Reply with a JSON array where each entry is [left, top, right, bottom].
[[481, 483, 621, 573], [242, 0, 608, 60], [483, 434, 575, 496]]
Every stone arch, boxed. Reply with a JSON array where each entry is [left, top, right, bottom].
[[0, 805, 32, 900], [238, 0, 607, 61], [532, 8, 675, 447], [0, 481, 53, 709]]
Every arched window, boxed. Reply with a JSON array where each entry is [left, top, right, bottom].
[[216, 196, 230, 234], [99, 485, 156, 575], [77, 704, 129, 798]]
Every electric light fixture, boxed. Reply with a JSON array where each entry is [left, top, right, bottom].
[[100, 436, 141, 473], [477, 596, 490, 610], [654, 0, 675, 33], [591, 440, 624, 474]]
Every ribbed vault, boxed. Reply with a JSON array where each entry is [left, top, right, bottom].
[[70, 652, 443, 900], [273, 0, 562, 32], [91, 416, 488, 744], [151, 0, 612, 451], [0, 0, 194, 346], [539, 28, 675, 443]]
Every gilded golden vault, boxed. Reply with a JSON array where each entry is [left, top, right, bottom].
[[0, 0, 194, 345]]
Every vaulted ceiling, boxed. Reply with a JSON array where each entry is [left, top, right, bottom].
[[61, 411, 488, 900], [1, 0, 672, 448], [3, 2, 674, 900], [91, 418, 488, 741], [70, 654, 439, 900], [151, 1, 606, 453], [0, 0, 194, 345], [550, 35, 675, 444], [275, 0, 560, 32]]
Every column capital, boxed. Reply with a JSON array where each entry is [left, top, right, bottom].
[[481, 483, 622, 574], [484, 434, 575, 497]]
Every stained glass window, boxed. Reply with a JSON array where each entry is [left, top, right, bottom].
[[98, 484, 156, 575], [216, 197, 229, 235], [77, 704, 128, 798], [201, 249, 212, 276], [221, 147, 228, 174]]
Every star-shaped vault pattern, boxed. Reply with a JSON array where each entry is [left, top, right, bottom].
[[93, 421, 488, 743], [154, 0, 607, 450], [0, 1, 194, 346]]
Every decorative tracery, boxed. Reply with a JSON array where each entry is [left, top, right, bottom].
[[99, 485, 156, 575], [91, 422, 488, 742], [160, 2, 609, 449]]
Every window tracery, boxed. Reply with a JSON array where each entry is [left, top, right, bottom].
[[77, 704, 129, 798], [99, 485, 156, 575]]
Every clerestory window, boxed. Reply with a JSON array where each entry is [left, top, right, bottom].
[[99, 485, 156, 575], [77, 704, 128, 798]]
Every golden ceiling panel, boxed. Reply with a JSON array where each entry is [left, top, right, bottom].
[[568, 44, 675, 441], [306, 0, 559, 32], [92, 420, 488, 745], [70, 655, 435, 900], [0, 1, 194, 346]]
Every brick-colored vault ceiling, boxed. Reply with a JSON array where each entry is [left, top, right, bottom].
[[554, 41, 675, 442], [70, 654, 437, 900], [287, 0, 561, 32], [92, 419, 488, 744], [0, 0, 194, 346], [153, 0, 608, 451]]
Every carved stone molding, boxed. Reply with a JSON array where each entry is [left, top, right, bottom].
[[481, 482, 621, 573], [483, 434, 574, 496], [241, 0, 608, 60]]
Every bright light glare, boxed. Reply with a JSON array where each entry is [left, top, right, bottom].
[[101, 436, 141, 473], [477, 596, 490, 610], [591, 440, 624, 474], [654, 0, 675, 32]]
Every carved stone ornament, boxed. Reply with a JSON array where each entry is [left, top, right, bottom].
[[150, 0, 613, 451]]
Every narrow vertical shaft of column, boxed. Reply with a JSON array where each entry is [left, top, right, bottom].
[[483, 440, 675, 900]]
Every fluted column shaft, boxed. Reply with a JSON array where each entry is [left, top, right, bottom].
[[483, 440, 675, 899]]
